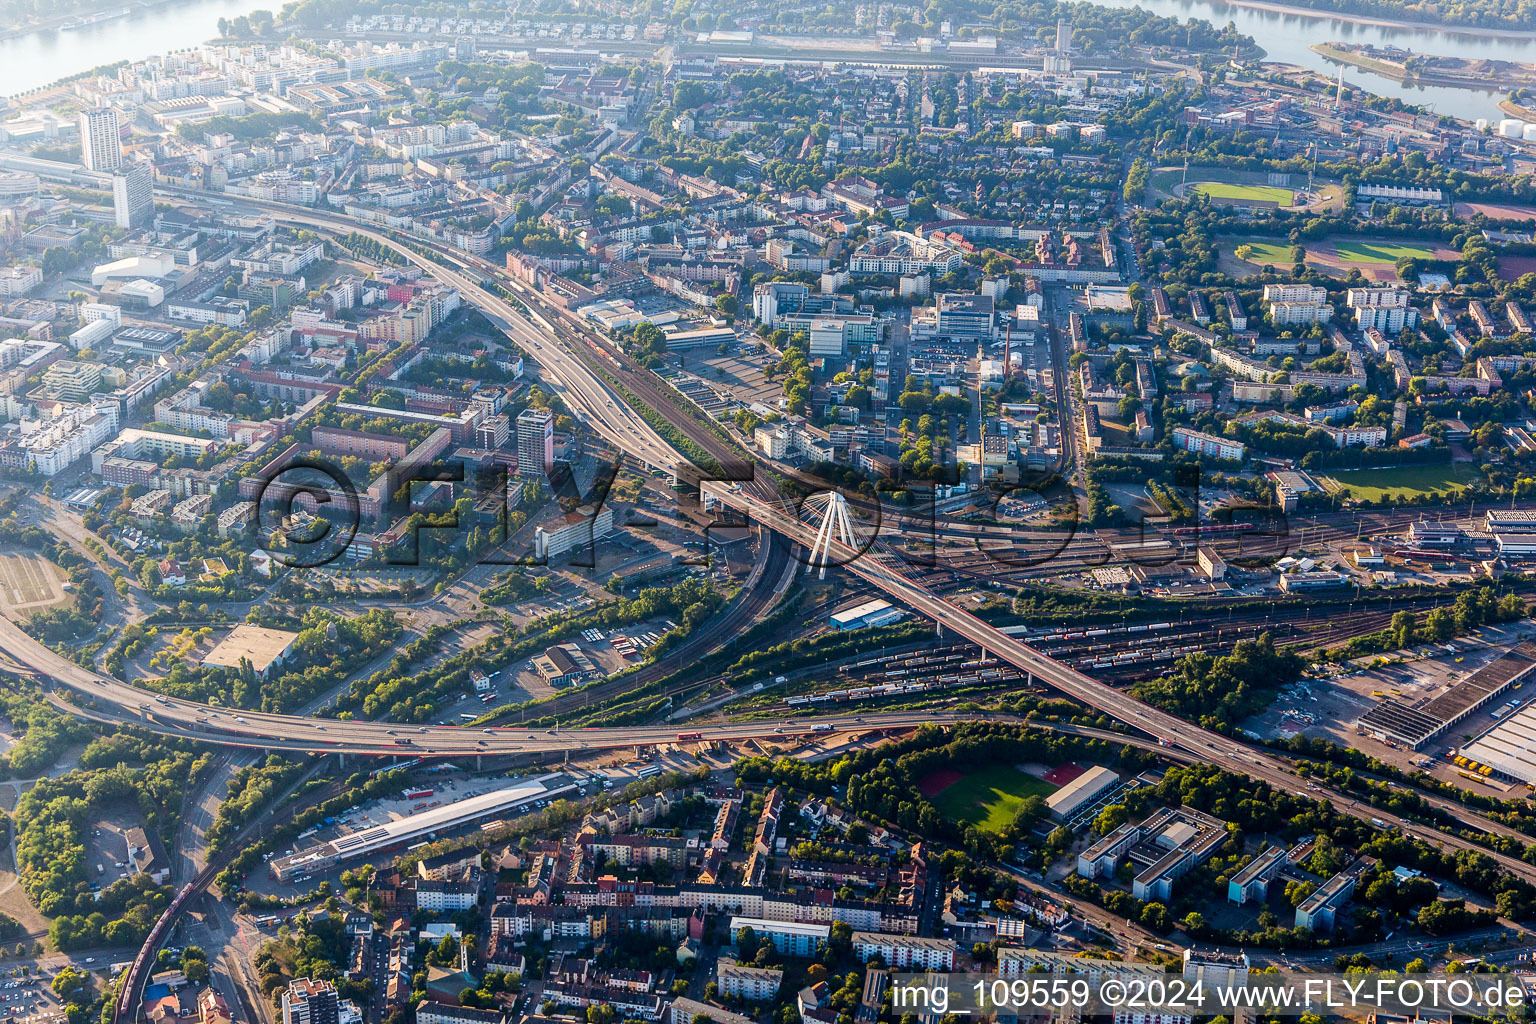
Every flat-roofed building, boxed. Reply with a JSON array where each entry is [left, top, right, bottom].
[[728, 917, 828, 958], [534, 504, 615, 562], [849, 932, 959, 971], [415, 1004, 505, 1024], [1296, 859, 1370, 933], [1172, 427, 1245, 461], [201, 624, 300, 679], [1360, 641, 1536, 749], [829, 599, 904, 630], [1045, 765, 1118, 821], [516, 407, 553, 479], [1461, 703, 1536, 785], [1227, 845, 1286, 904], [714, 961, 783, 1002], [1486, 509, 1536, 534]]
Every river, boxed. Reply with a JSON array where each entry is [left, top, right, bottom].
[[0, 0, 271, 98], [1079, 0, 1536, 121], [3, 0, 1535, 119]]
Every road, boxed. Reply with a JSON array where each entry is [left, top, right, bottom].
[[157, 187, 681, 477], [699, 483, 1536, 886], [112, 190, 1536, 884]]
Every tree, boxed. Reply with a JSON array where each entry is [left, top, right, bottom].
[[51, 968, 87, 1001], [1424, 608, 1454, 641]]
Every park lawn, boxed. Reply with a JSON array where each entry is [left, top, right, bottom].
[[1322, 463, 1482, 502], [1232, 239, 1294, 265], [1193, 182, 1294, 205], [1333, 239, 1439, 265], [929, 764, 1056, 833]]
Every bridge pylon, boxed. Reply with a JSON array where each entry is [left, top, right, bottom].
[[806, 492, 857, 580]]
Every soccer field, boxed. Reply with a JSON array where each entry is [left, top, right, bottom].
[[929, 765, 1056, 833], [1322, 464, 1482, 502], [1231, 239, 1294, 265], [1192, 182, 1295, 205], [1331, 239, 1439, 265]]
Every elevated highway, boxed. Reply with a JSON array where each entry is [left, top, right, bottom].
[[78, 189, 1533, 883]]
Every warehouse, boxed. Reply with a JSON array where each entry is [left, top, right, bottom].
[[829, 599, 905, 631], [1044, 765, 1119, 821], [1485, 509, 1536, 534], [1459, 704, 1536, 785], [270, 774, 578, 881], [1359, 642, 1536, 749], [202, 624, 300, 680], [1494, 533, 1536, 559]]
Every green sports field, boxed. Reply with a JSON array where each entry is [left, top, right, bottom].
[[1321, 463, 1482, 502], [1231, 239, 1294, 264], [929, 765, 1056, 833], [1192, 182, 1295, 205], [1330, 239, 1439, 265]]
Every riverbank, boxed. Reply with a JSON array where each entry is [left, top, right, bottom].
[[1206, 0, 1536, 40], [1311, 42, 1415, 82], [1501, 98, 1536, 120], [0, 0, 182, 37], [1311, 42, 1534, 93], [0, 0, 267, 97]]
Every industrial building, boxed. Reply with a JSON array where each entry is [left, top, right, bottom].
[[1359, 642, 1536, 749], [1044, 765, 1119, 821], [531, 643, 599, 687], [202, 624, 300, 679], [1486, 509, 1536, 534], [1459, 702, 1536, 785], [1277, 571, 1351, 593], [1495, 533, 1536, 559], [829, 598, 905, 631], [271, 774, 578, 881]]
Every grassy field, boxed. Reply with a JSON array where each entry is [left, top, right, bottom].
[[1321, 463, 1482, 502], [1231, 239, 1294, 265], [1193, 182, 1295, 205], [1331, 239, 1439, 265], [930, 765, 1056, 833], [0, 550, 64, 614]]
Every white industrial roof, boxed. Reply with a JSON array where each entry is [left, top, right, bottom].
[[1461, 705, 1536, 784], [327, 774, 574, 858], [831, 599, 893, 624]]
